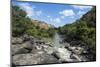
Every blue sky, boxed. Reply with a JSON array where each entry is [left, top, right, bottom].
[[12, 0, 93, 27]]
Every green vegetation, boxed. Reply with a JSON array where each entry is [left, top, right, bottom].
[[58, 7, 96, 60], [12, 6, 55, 38]]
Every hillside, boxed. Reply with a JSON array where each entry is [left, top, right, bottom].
[[58, 7, 96, 61], [12, 6, 56, 38], [32, 20, 54, 30]]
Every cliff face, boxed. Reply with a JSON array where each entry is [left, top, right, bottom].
[[32, 20, 54, 30]]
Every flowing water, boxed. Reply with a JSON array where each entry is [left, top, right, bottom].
[[52, 33, 72, 62], [52, 33, 87, 62], [53, 33, 63, 48]]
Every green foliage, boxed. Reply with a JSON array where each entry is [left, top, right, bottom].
[[58, 7, 96, 59], [12, 6, 55, 38], [12, 6, 29, 36]]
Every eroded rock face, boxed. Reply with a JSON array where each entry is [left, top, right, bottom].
[[13, 53, 59, 65]]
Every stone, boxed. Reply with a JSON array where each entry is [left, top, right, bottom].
[[21, 41, 33, 50], [22, 34, 30, 41], [73, 47, 84, 54], [12, 37, 23, 44], [71, 54, 82, 61], [12, 54, 40, 65], [43, 47, 54, 54], [38, 53, 59, 64], [52, 47, 73, 62], [31, 48, 44, 54], [13, 53, 59, 65], [11, 45, 29, 55], [68, 47, 84, 54]]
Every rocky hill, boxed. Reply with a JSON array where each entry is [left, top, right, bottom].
[[32, 20, 55, 30]]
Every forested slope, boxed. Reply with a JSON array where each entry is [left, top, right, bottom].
[[12, 6, 55, 38], [58, 7, 96, 60]]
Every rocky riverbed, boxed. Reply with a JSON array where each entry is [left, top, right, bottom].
[[12, 34, 90, 66]]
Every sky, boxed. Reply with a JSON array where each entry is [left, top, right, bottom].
[[12, 0, 93, 27]]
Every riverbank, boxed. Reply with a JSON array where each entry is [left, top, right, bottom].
[[12, 34, 92, 66]]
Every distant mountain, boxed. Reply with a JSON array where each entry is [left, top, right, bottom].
[[32, 20, 55, 30]]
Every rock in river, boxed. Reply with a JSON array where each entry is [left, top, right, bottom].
[[13, 53, 59, 65]]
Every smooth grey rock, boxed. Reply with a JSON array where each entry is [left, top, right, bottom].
[[11, 45, 29, 55], [13, 53, 59, 65], [21, 41, 33, 50], [12, 54, 40, 65], [38, 53, 59, 64], [53, 47, 73, 62]]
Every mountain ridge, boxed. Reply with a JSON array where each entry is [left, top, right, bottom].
[[31, 19, 55, 30]]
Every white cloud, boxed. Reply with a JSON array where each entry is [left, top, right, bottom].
[[77, 10, 86, 15], [18, 3, 35, 17], [54, 18, 61, 23], [50, 18, 61, 23], [72, 5, 92, 10], [18, 3, 42, 18], [59, 9, 75, 19], [61, 16, 65, 19], [47, 16, 51, 18]]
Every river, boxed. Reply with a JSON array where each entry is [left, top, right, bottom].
[[52, 33, 88, 62]]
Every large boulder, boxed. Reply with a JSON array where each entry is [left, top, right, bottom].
[[12, 54, 40, 65], [43, 46, 54, 54], [31, 48, 44, 54], [52, 47, 73, 62], [12, 53, 59, 65], [11, 45, 29, 55], [38, 53, 59, 64], [31, 43, 54, 54], [21, 41, 33, 50]]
